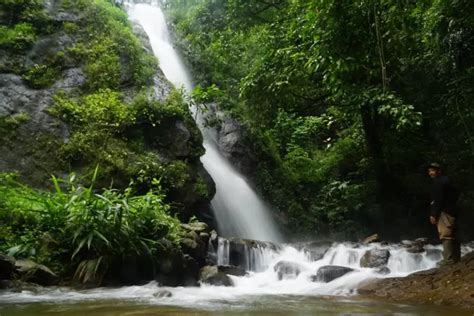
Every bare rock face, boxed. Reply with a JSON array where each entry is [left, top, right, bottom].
[[358, 251, 474, 308]]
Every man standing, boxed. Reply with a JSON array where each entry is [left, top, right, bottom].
[[427, 162, 461, 265]]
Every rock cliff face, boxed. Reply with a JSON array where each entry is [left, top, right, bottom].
[[203, 103, 257, 176], [0, 0, 215, 223]]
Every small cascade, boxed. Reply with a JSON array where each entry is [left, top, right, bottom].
[[214, 237, 281, 272]]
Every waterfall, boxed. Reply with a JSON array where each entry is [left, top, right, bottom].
[[126, 2, 282, 243]]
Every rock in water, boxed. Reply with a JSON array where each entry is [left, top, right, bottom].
[[154, 290, 172, 298], [273, 261, 304, 280], [0, 253, 16, 280], [313, 265, 354, 283], [15, 259, 58, 286], [218, 265, 246, 276], [199, 266, 233, 286], [360, 249, 390, 268]]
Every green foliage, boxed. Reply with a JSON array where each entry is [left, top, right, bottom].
[[53, 89, 133, 129], [68, 0, 157, 91], [22, 63, 59, 88], [83, 37, 121, 90], [0, 112, 30, 134], [168, 0, 474, 238], [0, 0, 45, 26], [0, 23, 36, 50], [0, 171, 182, 282]]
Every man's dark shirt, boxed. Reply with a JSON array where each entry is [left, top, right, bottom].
[[430, 175, 459, 218]]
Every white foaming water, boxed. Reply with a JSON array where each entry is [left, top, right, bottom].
[[3, 243, 472, 307], [127, 1, 282, 243]]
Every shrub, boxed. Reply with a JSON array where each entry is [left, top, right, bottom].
[[22, 64, 59, 88], [0, 23, 36, 50], [0, 171, 183, 283]]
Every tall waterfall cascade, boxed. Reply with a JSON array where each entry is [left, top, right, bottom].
[[126, 1, 282, 243]]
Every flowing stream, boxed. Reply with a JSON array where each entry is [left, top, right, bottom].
[[1, 2, 473, 315]]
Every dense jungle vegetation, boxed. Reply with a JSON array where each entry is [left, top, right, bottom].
[[0, 0, 209, 283], [165, 0, 474, 240]]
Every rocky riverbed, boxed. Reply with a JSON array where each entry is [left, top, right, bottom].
[[359, 251, 474, 308]]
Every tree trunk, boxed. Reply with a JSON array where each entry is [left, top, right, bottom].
[[360, 102, 391, 201]]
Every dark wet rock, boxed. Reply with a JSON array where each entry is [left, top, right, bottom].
[[376, 266, 391, 275], [0, 253, 16, 280], [313, 265, 354, 283], [154, 289, 172, 298], [291, 241, 332, 261], [0, 280, 14, 289], [358, 251, 474, 309], [402, 238, 430, 253], [362, 234, 380, 244], [218, 265, 246, 277], [154, 242, 199, 287], [199, 265, 233, 286], [15, 259, 58, 286], [360, 249, 390, 268], [274, 261, 304, 280], [180, 224, 208, 266]]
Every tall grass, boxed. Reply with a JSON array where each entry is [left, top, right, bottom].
[[0, 170, 183, 284]]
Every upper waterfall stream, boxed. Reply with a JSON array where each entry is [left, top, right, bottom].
[[126, 1, 282, 243]]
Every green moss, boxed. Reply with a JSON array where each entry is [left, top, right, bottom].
[[0, 112, 30, 136]]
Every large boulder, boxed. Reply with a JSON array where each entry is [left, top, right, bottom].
[[154, 239, 200, 287], [15, 259, 58, 286], [0, 253, 16, 280], [402, 238, 429, 254], [313, 265, 354, 283], [274, 261, 305, 280], [199, 265, 233, 286], [218, 265, 246, 277], [360, 249, 390, 268]]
